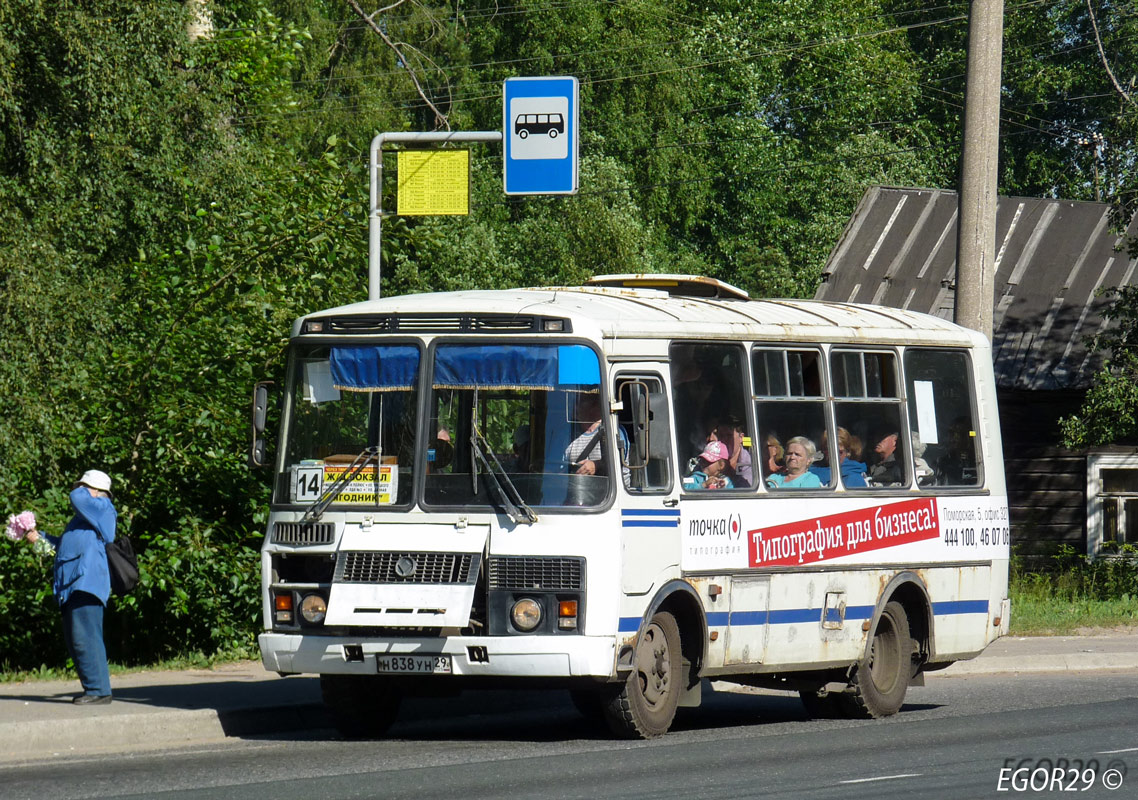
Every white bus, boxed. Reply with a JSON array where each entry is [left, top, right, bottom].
[[254, 274, 1010, 739]]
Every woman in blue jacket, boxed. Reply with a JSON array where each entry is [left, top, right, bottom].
[[26, 470, 118, 704], [809, 427, 868, 488]]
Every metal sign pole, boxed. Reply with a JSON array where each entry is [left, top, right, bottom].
[[368, 131, 503, 301]]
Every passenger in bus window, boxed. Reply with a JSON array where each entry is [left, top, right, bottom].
[[683, 440, 734, 490], [687, 415, 721, 474], [717, 416, 752, 488], [766, 437, 823, 488], [810, 427, 867, 488], [565, 393, 606, 475], [762, 433, 785, 478], [868, 431, 905, 486], [427, 427, 454, 472], [910, 431, 935, 486], [564, 393, 629, 479], [936, 418, 978, 485]]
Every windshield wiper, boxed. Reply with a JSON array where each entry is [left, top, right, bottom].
[[470, 394, 537, 524], [301, 445, 380, 523]]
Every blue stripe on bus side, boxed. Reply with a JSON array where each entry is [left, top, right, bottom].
[[621, 509, 680, 528], [621, 600, 988, 632], [728, 611, 765, 626], [932, 600, 989, 615]]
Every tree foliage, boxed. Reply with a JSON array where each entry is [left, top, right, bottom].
[[1, 0, 1136, 669]]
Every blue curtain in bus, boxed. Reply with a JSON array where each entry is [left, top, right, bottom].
[[329, 345, 420, 391], [433, 344, 599, 390]]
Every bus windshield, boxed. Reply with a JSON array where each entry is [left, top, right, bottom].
[[280, 341, 611, 511], [284, 343, 419, 506], [424, 343, 610, 510]]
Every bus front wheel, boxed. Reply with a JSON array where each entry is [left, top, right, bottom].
[[842, 600, 911, 718], [320, 674, 402, 738], [602, 611, 682, 738]]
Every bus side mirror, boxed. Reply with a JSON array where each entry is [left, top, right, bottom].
[[628, 388, 648, 464], [250, 381, 275, 468], [647, 392, 671, 460]]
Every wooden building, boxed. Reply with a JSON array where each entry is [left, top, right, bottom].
[[816, 186, 1138, 557]]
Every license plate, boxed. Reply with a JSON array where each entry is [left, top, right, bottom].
[[376, 654, 452, 674]]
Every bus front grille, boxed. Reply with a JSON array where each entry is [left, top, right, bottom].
[[336, 551, 479, 585], [487, 556, 584, 590], [272, 522, 335, 546]]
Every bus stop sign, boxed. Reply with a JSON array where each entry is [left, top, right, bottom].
[[503, 76, 579, 196]]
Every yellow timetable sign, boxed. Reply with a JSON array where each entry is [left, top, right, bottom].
[[397, 149, 470, 216]]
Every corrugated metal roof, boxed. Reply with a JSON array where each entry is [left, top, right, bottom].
[[815, 186, 1138, 390]]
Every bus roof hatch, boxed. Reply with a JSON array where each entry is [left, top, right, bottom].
[[586, 273, 751, 301]]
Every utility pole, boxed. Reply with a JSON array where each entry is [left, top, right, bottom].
[[954, 0, 1005, 341]]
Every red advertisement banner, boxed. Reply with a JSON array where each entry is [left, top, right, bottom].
[[747, 498, 939, 567]]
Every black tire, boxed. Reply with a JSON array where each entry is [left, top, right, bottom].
[[842, 600, 911, 718], [798, 687, 846, 719], [548, 128, 559, 139], [320, 674, 402, 739], [602, 611, 682, 739], [518, 129, 529, 139]]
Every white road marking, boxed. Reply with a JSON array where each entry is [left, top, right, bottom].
[[839, 773, 922, 785]]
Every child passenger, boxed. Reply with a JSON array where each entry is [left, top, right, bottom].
[[683, 441, 735, 490]]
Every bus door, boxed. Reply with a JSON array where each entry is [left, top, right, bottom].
[[614, 370, 679, 595], [724, 576, 770, 665]]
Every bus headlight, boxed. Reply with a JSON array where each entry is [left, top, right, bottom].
[[299, 593, 327, 624], [510, 598, 542, 631]]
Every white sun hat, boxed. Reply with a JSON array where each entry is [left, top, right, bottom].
[[78, 469, 113, 493]]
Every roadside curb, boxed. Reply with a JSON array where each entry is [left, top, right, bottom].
[[942, 653, 1138, 675], [1, 702, 330, 763], [3, 634, 1136, 765]]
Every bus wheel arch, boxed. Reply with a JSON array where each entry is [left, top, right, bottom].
[[605, 581, 707, 738], [842, 572, 931, 719], [882, 572, 934, 674]]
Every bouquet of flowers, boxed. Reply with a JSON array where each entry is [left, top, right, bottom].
[[5, 510, 36, 541]]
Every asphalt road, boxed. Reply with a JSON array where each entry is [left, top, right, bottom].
[[5, 670, 1137, 800]]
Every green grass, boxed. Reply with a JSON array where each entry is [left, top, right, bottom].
[[1009, 548, 1138, 635], [1009, 593, 1138, 635]]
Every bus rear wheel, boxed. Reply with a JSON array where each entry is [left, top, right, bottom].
[[841, 600, 911, 718], [320, 674, 402, 739], [602, 611, 682, 739]]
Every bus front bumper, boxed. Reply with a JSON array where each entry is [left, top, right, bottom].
[[259, 632, 617, 679]]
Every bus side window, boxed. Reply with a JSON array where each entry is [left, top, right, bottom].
[[671, 342, 753, 490], [904, 349, 981, 487], [752, 347, 831, 489], [617, 375, 672, 492], [832, 350, 907, 489]]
